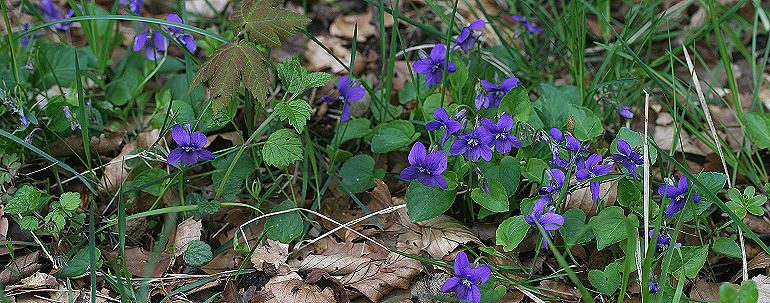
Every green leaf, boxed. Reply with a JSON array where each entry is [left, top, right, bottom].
[[713, 237, 742, 258], [183, 240, 213, 266], [212, 153, 256, 201], [496, 215, 530, 252], [471, 179, 509, 213], [231, 0, 311, 47], [669, 245, 708, 278], [745, 112, 770, 149], [693, 172, 727, 205], [17, 216, 39, 231], [478, 156, 520, 197], [262, 129, 303, 168], [274, 99, 312, 132], [44, 210, 67, 233], [339, 155, 376, 194], [265, 200, 303, 243], [405, 180, 456, 222], [617, 178, 641, 206], [532, 84, 579, 129], [498, 86, 530, 122], [58, 192, 81, 212], [37, 43, 93, 87], [371, 90, 403, 122], [54, 248, 101, 278], [738, 280, 758, 303], [521, 158, 549, 184], [276, 55, 332, 93], [479, 283, 506, 303], [561, 208, 595, 246], [190, 40, 269, 112], [186, 193, 221, 220], [6, 185, 42, 215], [306, 72, 334, 88], [127, 168, 168, 196], [588, 262, 621, 295], [590, 206, 629, 250], [568, 104, 602, 141], [371, 120, 416, 153], [331, 118, 371, 147], [720, 282, 740, 303]]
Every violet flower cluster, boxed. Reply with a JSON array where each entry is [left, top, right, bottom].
[[133, 14, 197, 61], [575, 153, 612, 202], [119, 0, 144, 15], [400, 142, 449, 189], [167, 124, 215, 165], [441, 251, 491, 303], [610, 140, 644, 180], [33, 0, 74, 31], [3, 97, 27, 127], [322, 76, 366, 122], [450, 113, 522, 162]]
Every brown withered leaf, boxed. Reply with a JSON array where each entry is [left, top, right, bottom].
[[329, 10, 378, 42], [690, 280, 722, 302], [174, 217, 203, 257], [566, 179, 616, 217], [338, 251, 422, 302], [6, 272, 57, 290], [100, 128, 160, 192], [304, 35, 364, 74], [752, 274, 770, 298], [413, 215, 482, 260], [202, 249, 247, 275], [46, 130, 127, 157], [732, 252, 770, 282], [0, 251, 42, 286], [539, 280, 581, 301], [306, 269, 350, 303], [743, 214, 770, 234], [251, 239, 289, 269], [291, 254, 370, 276], [263, 277, 336, 303], [122, 247, 171, 277]]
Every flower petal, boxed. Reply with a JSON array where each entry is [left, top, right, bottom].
[[191, 131, 208, 148], [590, 181, 600, 202], [434, 175, 448, 189], [453, 251, 470, 277], [430, 44, 447, 61], [400, 166, 420, 180], [540, 213, 565, 230], [425, 150, 448, 172], [413, 58, 434, 74], [531, 198, 545, 218], [470, 284, 482, 303], [479, 80, 497, 92], [408, 142, 427, 166], [549, 128, 563, 142], [166, 13, 183, 31], [575, 169, 591, 182], [133, 32, 147, 51], [446, 61, 457, 74], [345, 87, 366, 102], [677, 176, 689, 192], [171, 125, 191, 146], [468, 265, 491, 284], [498, 77, 520, 91], [426, 121, 443, 131], [497, 113, 514, 131], [441, 277, 464, 293], [337, 76, 350, 93], [616, 139, 632, 156], [196, 149, 215, 161], [179, 151, 198, 165], [153, 31, 169, 51], [433, 108, 449, 122], [417, 173, 435, 188], [180, 34, 197, 53], [593, 164, 613, 176], [469, 19, 486, 30], [167, 148, 184, 164], [341, 102, 351, 121], [450, 139, 469, 156], [666, 199, 685, 218]]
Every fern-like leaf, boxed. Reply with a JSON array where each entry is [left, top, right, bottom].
[[231, 0, 311, 47], [189, 40, 269, 111]]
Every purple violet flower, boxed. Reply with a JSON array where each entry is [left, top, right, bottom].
[[400, 142, 448, 189], [541, 168, 566, 199], [475, 78, 520, 110], [62, 106, 80, 130], [649, 229, 681, 251], [441, 251, 491, 303], [658, 175, 701, 219], [617, 105, 633, 119], [426, 108, 462, 147], [481, 113, 522, 154], [413, 44, 456, 88], [322, 76, 366, 121], [133, 14, 197, 61], [19, 24, 43, 47], [575, 153, 613, 202], [167, 124, 215, 165], [452, 20, 485, 52], [511, 15, 543, 35], [119, 0, 143, 15], [34, 0, 74, 31], [24, 128, 41, 144], [450, 127, 494, 162], [524, 197, 564, 249], [649, 282, 661, 294], [610, 140, 644, 180]]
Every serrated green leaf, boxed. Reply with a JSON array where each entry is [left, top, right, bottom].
[[6, 185, 41, 215], [496, 215, 530, 252], [274, 99, 312, 132], [45, 210, 67, 233], [190, 40, 269, 112], [186, 193, 221, 220], [183, 240, 213, 266], [231, 0, 311, 47], [265, 200, 302, 243], [17, 216, 39, 231], [59, 192, 81, 212], [305, 72, 333, 88], [276, 55, 332, 93], [262, 129, 303, 168]]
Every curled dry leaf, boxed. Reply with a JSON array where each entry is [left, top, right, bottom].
[[413, 215, 482, 260], [752, 274, 770, 298], [292, 254, 371, 276], [306, 269, 350, 303], [409, 270, 453, 303], [743, 214, 770, 234], [338, 251, 422, 302], [174, 217, 203, 258], [7, 272, 57, 290], [201, 249, 246, 275], [0, 251, 42, 286], [251, 239, 290, 269], [689, 280, 722, 302], [46, 130, 127, 157], [263, 276, 336, 303], [732, 252, 770, 282], [329, 10, 378, 42], [100, 128, 160, 192], [303, 35, 364, 74], [566, 179, 616, 217]]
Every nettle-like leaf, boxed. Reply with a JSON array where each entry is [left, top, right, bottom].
[[274, 99, 312, 132], [231, 0, 311, 48], [277, 55, 333, 93], [189, 40, 269, 112], [262, 129, 303, 168]]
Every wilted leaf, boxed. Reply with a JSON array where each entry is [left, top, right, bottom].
[[263, 278, 336, 302], [251, 239, 289, 269], [174, 217, 203, 257], [292, 254, 370, 275], [414, 215, 482, 260], [0, 251, 42, 286], [190, 40, 269, 112], [339, 251, 422, 302]]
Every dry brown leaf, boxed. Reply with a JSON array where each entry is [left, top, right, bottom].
[[201, 249, 247, 275], [184, 0, 228, 18], [306, 269, 351, 303], [566, 179, 616, 217], [46, 130, 126, 157], [119, 247, 171, 277], [0, 205, 9, 256], [339, 251, 422, 302], [539, 280, 581, 301], [752, 274, 770, 298], [732, 252, 770, 282], [292, 254, 371, 276], [690, 280, 722, 302], [0, 251, 41, 286], [6, 272, 57, 290], [413, 215, 482, 260], [744, 214, 770, 234], [100, 128, 160, 192], [409, 271, 453, 303], [304, 35, 364, 74], [173, 217, 203, 258], [208, 131, 244, 146], [330, 10, 377, 42], [251, 239, 289, 270], [263, 277, 336, 303]]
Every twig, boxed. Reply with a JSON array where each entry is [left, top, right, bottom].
[[682, 45, 745, 280]]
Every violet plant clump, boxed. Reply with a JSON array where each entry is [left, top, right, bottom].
[[441, 251, 491, 303], [167, 124, 215, 165], [322, 76, 366, 122], [33, 0, 74, 31], [481, 113, 522, 154], [575, 153, 613, 202], [611, 139, 644, 179]]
